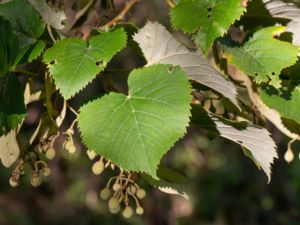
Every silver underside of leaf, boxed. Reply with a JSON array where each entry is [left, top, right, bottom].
[[133, 21, 239, 108], [264, 0, 300, 45], [212, 116, 278, 183], [27, 0, 66, 30]]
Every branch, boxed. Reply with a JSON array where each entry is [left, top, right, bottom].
[[101, 0, 140, 30], [165, 0, 175, 8]]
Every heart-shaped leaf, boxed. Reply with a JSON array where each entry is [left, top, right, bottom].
[[43, 28, 127, 99], [78, 64, 191, 177]]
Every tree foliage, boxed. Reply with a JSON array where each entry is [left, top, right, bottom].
[[1, 0, 300, 218]]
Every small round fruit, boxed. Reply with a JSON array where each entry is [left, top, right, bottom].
[[100, 188, 111, 200], [46, 147, 56, 160], [112, 183, 121, 191], [30, 172, 41, 187], [9, 177, 19, 187], [64, 140, 69, 148], [122, 206, 133, 219], [92, 160, 104, 175], [42, 167, 52, 177], [87, 150, 97, 160], [108, 197, 119, 210], [284, 149, 294, 163], [64, 140, 72, 150], [130, 185, 137, 194], [109, 205, 120, 214], [136, 206, 144, 215], [136, 189, 146, 199], [68, 143, 76, 154]]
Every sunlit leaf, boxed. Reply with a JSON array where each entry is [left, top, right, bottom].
[[44, 28, 127, 99], [78, 65, 191, 177], [260, 85, 300, 125], [224, 26, 299, 88], [170, 0, 245, 54]]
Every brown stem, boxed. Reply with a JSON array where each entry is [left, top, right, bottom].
[[101, 0, 140, 29]]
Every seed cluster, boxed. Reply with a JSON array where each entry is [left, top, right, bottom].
[[8, 131, 59, 187], [87, 150, 146, 218], [9, 119, 147, 218], [100, 172, 146, 218], [9, 157, 52, 188]]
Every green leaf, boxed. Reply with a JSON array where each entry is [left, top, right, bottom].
[[0, 73, 26, 136], [0, 16, 19, 75], [12, 40, 46, 66], [0, 0, 45, 48], [0, 130, 20, 167], [224, 26, 299, 88], [156, 165, 187, 183], [78, 65, 191, 177], [191, 105, 278, 182], [260, 85, 300, 125], [281, 117, 300, 136], [170, 0, 245, 55], [133, 22, 239, 108], [12, 46, 31, 68], [44, 28, 127, 99], [28, 40, 46, 62], [27, 0, 66, 30]]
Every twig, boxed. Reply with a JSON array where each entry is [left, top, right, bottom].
[[47, 25, 57, 43], [68, 0, 96, 30], [75, 0, 96, 21], [101, 0, 140, 30], [165, 0, 175, 8], [67, 103, 79, 117]]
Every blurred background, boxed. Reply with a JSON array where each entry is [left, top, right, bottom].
[[1, 0, 300, 225]]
